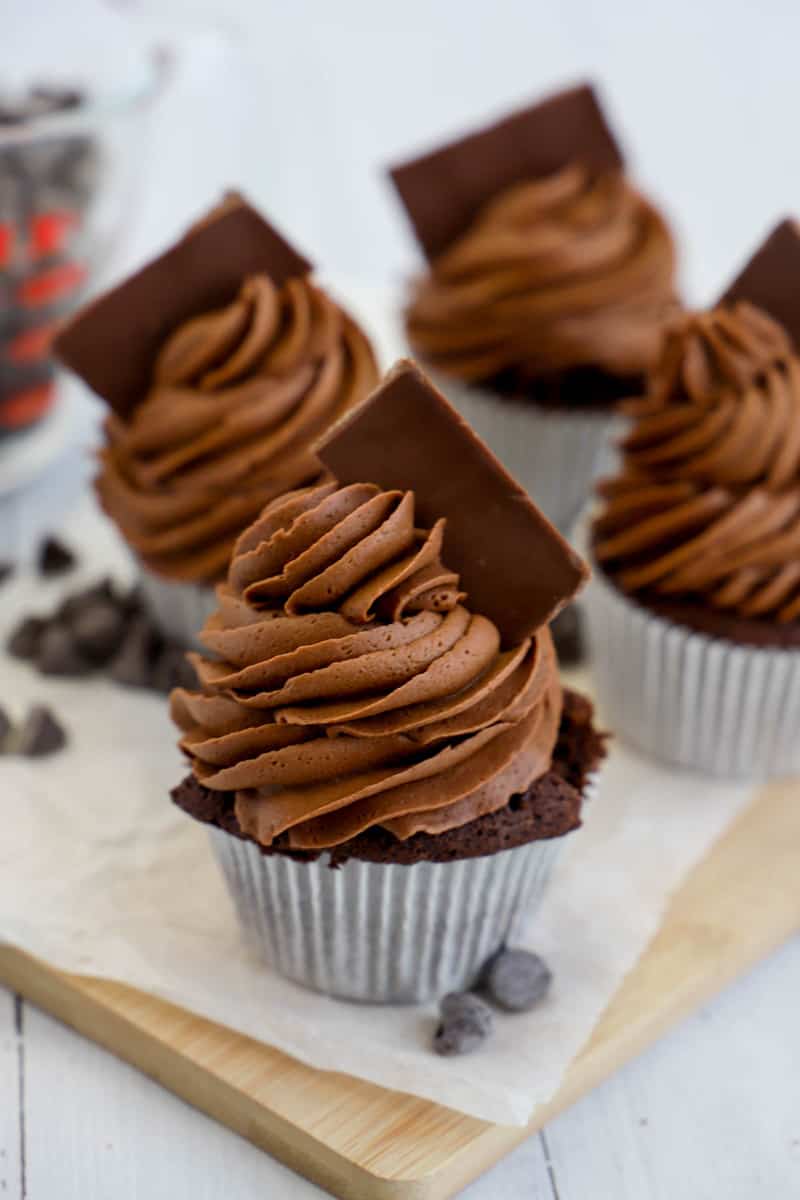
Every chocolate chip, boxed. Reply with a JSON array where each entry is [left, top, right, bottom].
[[38, 536, 76, 576], [72, 601, 128, 663], [483, 949, 552, 1013], [7, 615, 46, 660], [57, 577, 116, 624], [0, 562, 13, 585], [108, 616, 159, 689], [37, 623, 92, 677], [433, 993, 493, 1056], [0, 705, 11, 751], [150, 643, 196, 694], [551, 603, 584, 668], [16, 705, 67, 757]]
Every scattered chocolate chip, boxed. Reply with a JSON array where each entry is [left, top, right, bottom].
[[433, 993, 494, 1056], [108, 616, 158, 689], [16, 704, 67, 757], [150, 644, 196, 694], [57, 577, 116, 624], [0, 562, 14, 585], [7, 615, 46, 660], [551, 603, 584, 668], [38, 536, 77, 576], [483, 949, 552, 1013], [72, 600, 128, 662], [37, 623, 92, 677], [0, 705, 11, 750]]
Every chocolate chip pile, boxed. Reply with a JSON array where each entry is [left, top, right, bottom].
[[0, 84, 98, 433], [433, 948, 553, 1056], [0, 703, 66, 757], [7, 576, 197, 694]]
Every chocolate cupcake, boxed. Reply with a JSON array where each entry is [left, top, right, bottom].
[[586, 221, 800, 776], [170, 362, 605, 1003], [55, 195, 379, 646], [390, 83, 678, 533]]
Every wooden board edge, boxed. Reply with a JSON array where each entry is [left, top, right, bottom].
[[0, 947, 417, 1200]]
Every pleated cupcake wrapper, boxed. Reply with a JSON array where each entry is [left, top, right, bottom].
[[584, 566, 800, 778], [138, 568, 218, 650], [209, 829, 563, 1004], [429, 371, 623, 534]]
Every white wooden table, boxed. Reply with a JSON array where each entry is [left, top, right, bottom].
[[2, 941, 799, 1199]]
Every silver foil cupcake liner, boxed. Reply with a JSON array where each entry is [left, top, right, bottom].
[[139, 569, 218, 649], [584, 565, 800, 778], [209, 829, 563, 1004], [430, 372, 623, 534]]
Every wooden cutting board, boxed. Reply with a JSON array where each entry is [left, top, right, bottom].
[[1, 778, 798, 1200]]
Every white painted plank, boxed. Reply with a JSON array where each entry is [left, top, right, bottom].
[[0, 988, 22, 1200], [22, 1002, 326, 1200], [545, 938, 800, 1200]]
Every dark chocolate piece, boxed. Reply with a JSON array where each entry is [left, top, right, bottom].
[[54, 195, 312, 418], [720, 218, 800, 346], [16, 705, 67, 757], [0, 705, 11, 750], [389, 83, 623, 261], [0, 563, 14, 585], [37, 623, 92, 677], [38, 535, 76, 576], [434, 994, 493, 1056], [7, 615, 46, 660], [482, 949, 552, 1012], [317, 361, 588, 644]]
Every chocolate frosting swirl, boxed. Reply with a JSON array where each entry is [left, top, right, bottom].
[[97, 275, 379, 582], [594, 301, 800, 622], [405, 164, 676, 390], [171, 481, 563, 849]]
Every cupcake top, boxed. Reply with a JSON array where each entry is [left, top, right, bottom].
[[391, 84, 677, 398], [171, 480, 563, 850], [171, 362, 589, 853], [404, 165, 676, 389], [594, 299, 800, 625], [55, 196, 379, 583], [98, 275, 377, 582]]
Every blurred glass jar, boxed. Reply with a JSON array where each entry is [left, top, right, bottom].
[[0, 48, 168, 435]]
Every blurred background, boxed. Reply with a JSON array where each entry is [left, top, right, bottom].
[[93, 0, 800, 299], [11, 0, 799, 294], [2, 0, 800, 538]]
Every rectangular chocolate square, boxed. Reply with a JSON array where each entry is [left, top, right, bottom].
[[719, 218, 800, 346], [54, 193, 312, 419], [317, 360, 588, 644], [389, 83, 624, 261]]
